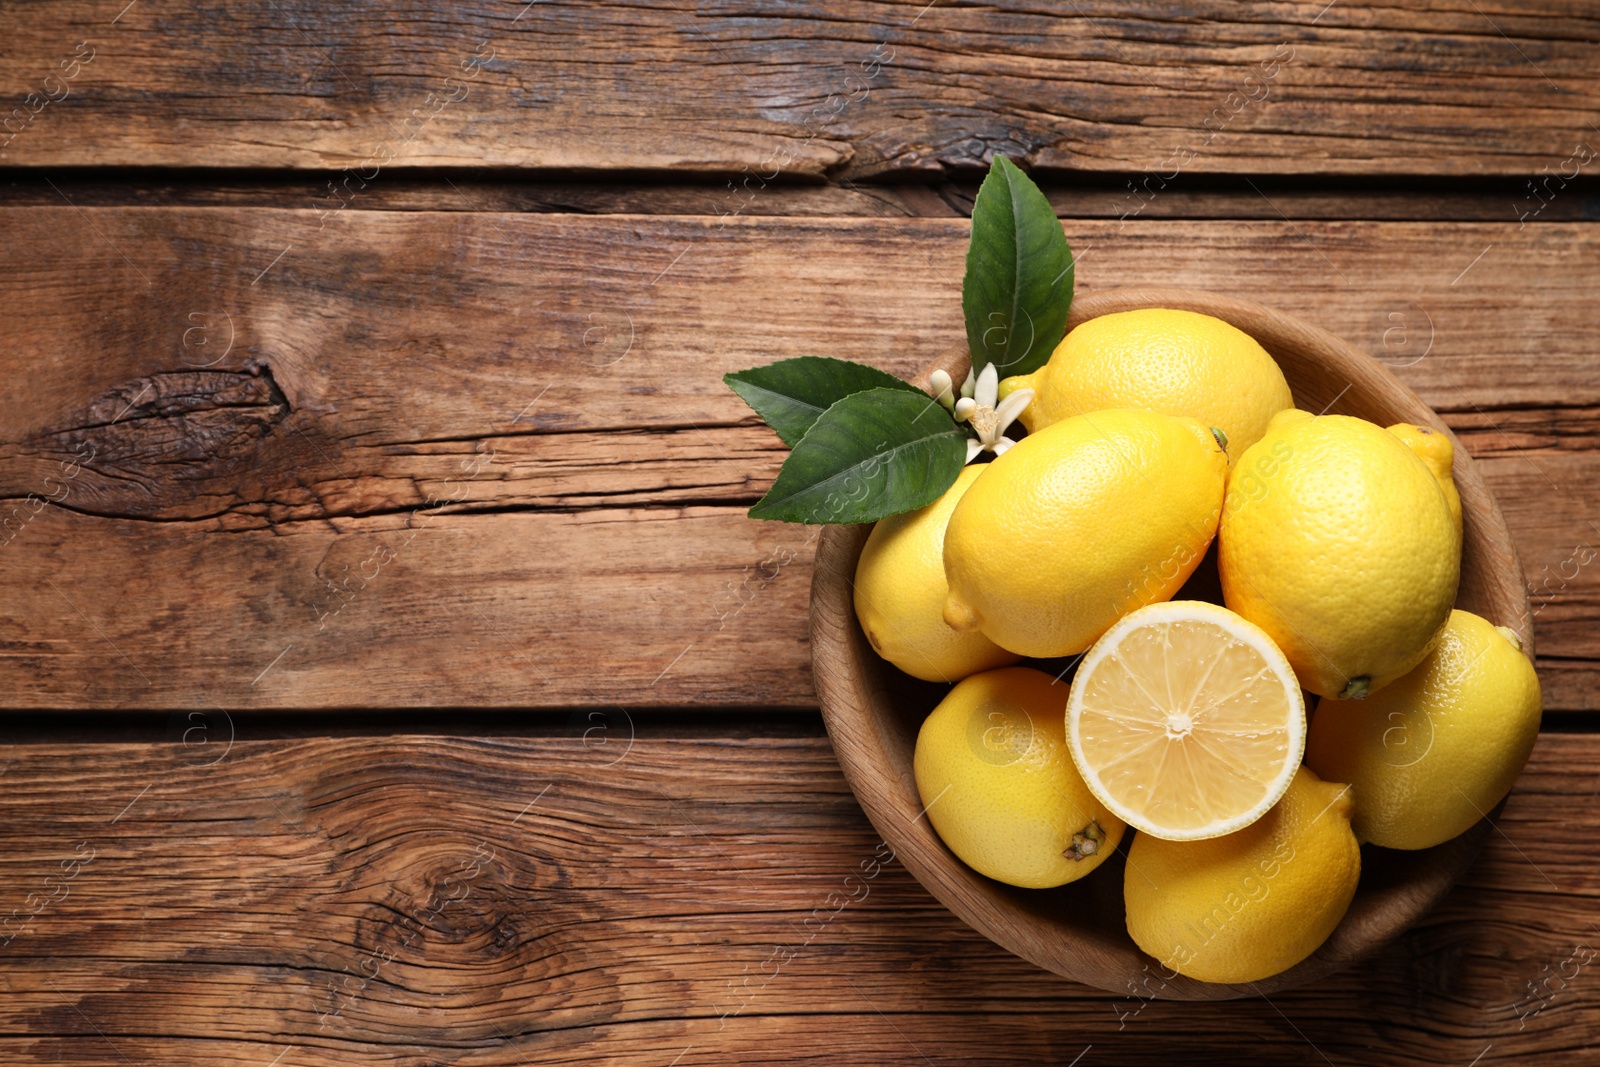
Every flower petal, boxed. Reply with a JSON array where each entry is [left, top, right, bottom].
[[964, 438, 984, 464], [953, 397, 978, 422], [960, 369, 976, 399], [994, 388, 1034, 433], [976, 362, 999, 408], [992, 437, 1015, 456]]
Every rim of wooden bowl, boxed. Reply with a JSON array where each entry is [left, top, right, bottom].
[[811, 286, 1531, 1000]]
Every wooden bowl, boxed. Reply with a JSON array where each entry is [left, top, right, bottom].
[[811, 287, 1531, 1000]]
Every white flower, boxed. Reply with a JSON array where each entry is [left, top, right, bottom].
[[929, 368, 957, 412], [952, 362, 1032, 463]]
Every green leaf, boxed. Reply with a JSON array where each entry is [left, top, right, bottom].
[[747, 388, 967, 524], [724, 356, 925, 448], [962, 155, 1074, 379]]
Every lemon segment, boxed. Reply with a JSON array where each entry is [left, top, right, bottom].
[[914, 667, 1126, 888], [1066, 600, 1306, 841]]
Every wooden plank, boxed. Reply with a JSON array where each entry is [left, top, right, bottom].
[[1, 209, 1596, 709], [0, 505, 819, 708], [0, 733, 1593, 1064], [0, 1, 1597, 177], [1455, 409, 1600, 714]]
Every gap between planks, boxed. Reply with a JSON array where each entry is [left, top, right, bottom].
[[3, 171, 1597, 224], [0, 709, 1594, 744]]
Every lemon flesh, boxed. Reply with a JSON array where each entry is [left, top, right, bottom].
[[914, 667, 1126, 889], [1305, 609, 1542, 850], [1000, 308, 1293, 465], [1219, 408, 1460, 699], [943, 407, 1227, 659], [854, 465, 1020, 683], [1125, 766, 1360, 984], [1067, 600, 1306, 841]]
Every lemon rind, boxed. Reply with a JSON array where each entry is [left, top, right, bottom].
[[1065, 600, 1308, 842]]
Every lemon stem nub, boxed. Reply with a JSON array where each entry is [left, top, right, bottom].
[[1210, 426, 1229, 453], [1065, 820, 1106, 861], [1494, 625, 1524, 653], [943, 596, 981, 633], [1339, 675, 1371, 700]]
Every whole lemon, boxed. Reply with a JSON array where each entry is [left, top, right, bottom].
[[854, 465, 1021, 683], [999, 308, 1293, 463], [1218, 408, 1460, 699], [1387, 422, 1462, 538], [943, 408, 1227, 659], [1124, 766, 1360, 984], [914, 666, 1125, 888], [1305, 609, 1542, 850]]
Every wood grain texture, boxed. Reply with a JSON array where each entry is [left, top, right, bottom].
[[0, 209, 1596, 709], [0, 0, 1597, 177], [0, 733, 1593, 1064]]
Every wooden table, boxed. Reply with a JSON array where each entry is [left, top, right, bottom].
[[1, 2, 1597, 1063]]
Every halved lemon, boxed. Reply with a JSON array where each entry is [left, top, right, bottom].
[[1066, 600, 1306, 841]]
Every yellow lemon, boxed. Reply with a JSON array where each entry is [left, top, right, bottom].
[[1387, 422, 1463, 538], [914, 666, 1125, 888], [1124, 766, 1360, 984], [943, 408, 1227, 659], [854, 465, 1020, 682], [999, 308, 1293, 464], [1305, 609, 1542, 850], [1067, 601, 1305, 841], [1218, 409, 1460, 699]]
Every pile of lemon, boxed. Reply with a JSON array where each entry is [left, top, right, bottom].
[[854, 308, 1542, 985]]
